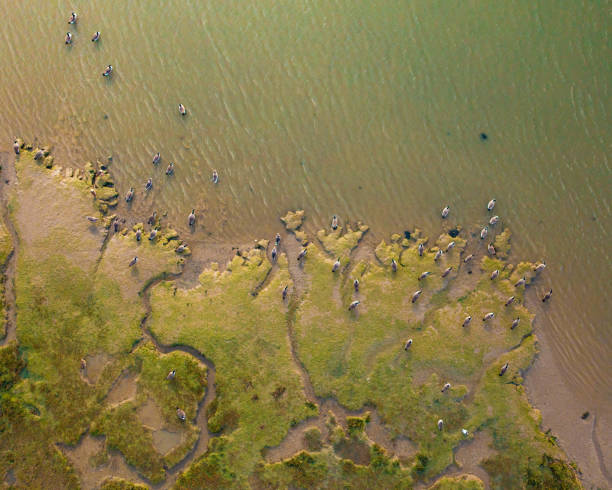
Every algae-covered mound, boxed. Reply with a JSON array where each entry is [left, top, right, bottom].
[[0, 150, 580, 489]]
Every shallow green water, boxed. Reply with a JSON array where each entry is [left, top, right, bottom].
[[1, 0, 610, 425]]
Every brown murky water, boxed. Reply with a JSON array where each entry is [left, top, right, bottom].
[[1, 0, 610, 484]]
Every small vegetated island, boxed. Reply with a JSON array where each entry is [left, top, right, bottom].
[[0, 144, 580, 489]]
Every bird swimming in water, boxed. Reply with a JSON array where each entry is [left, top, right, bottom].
[[391, 258, 398, 272], [499, 363, 509, 376], [418, 243, 424, 257], [282, 285, 289, 300], [464, 254, 474, 263], [175, 244, 187, 254], [441, 206, 450, 219], [271, 247, 277, 261], [480, 226, 488, 240], [91, 31, 100, 42], [487, 199, 496, 211], [13, 140, 20, 155], [212, 170, 219, 184], [149, 229, 158, 241], [483, 312, 495, 321], [331, 215, 338, 230], [514, 277, 526, 288], [125, 187, 134, 202], [511, 318, 520, 329], [178, 104, 187, 116], [404, 339, 412, 350], [332, 258, 341, 272], [411, 290, 422, 303], [166, 162, 174, 175], [419, 271, 431, 281], [489, 215, 499, 226], [437, 419, 444, 431], [353, 279, 359, 291], [488, 243, 496, 255], [445, 241, 455, 252], [442, 266, 453, 278], [128, 256, 138, 267], [434, 249, 443, 261], [166, 370, 176, 380], [534, 262, 546, 273], [441, 382, 451, 393], [176, 407, 186, 421], [147, 211, 157, 225], [34, 149, 44, 160], [297, 248, 307, 261], [275, 233, 281, 246], [505, 296, 515, 307], [542, 289, 553, 302], [463, 316, 472, 327], [348, 300, 360, 311], [490, 269, 499, 280], [102, 65, 113, 77], [68, 12, 77, 24], [188, 209, 196, 226], [145, 178, 152, 191], [135, 229, 142, 241], [152, 152, 161, 165], [86, 216, 98, 222], [65, 32, 72, 44]]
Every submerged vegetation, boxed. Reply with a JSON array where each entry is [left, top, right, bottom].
[[0, 145, 580, 489]]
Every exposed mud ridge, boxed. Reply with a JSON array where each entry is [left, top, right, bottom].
[[592, 414, 612, 486]]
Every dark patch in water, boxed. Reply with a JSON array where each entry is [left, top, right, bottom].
[[480, 132, 488, 141], [404, 231, 411, 240], [581, 411, 590, 420], [448, 228, 459, 238]]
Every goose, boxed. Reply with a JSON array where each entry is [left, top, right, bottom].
[[348, 300, 360, 311], [90, 188, 96, 198], [441, 383, 451, 393], [441, 206, 450, 219], [275, 233, 281, 246], [165, 162, 174, 175], [483, 312, 495, 321], [297, 248, 307, 261], [113, 220, 120, 233], [331, 215, 338, 230], [144, 178, 152, 191], [463, 316, 472, 327], [434, 249, 443, 261], [147, 211, 157, 225], [437, 419, 444, 431], [487, 199, 496, 211], [166, 370, 176, 380], [441, 266, 453, 278], [91, 31, 100, 42], [480, 226, 488, 240], [418, 243, 424, 257], [391, 258, 398, 273], [514, 277, 526, 288], [34, 149, 44, 160], [404, 339, 412, 350], [271, 247, 277, 262], [102, 65, 113, 77], [149, 229, 158, 241], [176, 407, 186, 421], [86, 216, 98, 222], [489, 215, 499, 226], [65, 32, 72, 45], [490, 269, 499, 280], [511, 318, 520, 329], [188, 209, 196, 226], [125, 187, 134, 202], [353, 279, 359, 292], [499, 363, 509, 376], [464, 254, 474, 263], [68, 12, 77, 24], [175, 244, 187, 254], [445, 241, 455, 252], [534, 262, 546, 273], [418, 271, 431, 281], [152, 152, 161, 165], [135, 229, 142, 241], [332, 258, 341, 272], [13, 140, 20, 155], [505, 296, 515, 307], [488, 243, 496, 255], [282, 285, 289, 300], [542, 289, 553, 303], [128, 256, 138, 267], [178, 104, 187, 116], [411, 290, 422, 303], [212, 170, 219, 184]]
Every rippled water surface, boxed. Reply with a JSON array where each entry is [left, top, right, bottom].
[[1, 1, 610, 418]]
